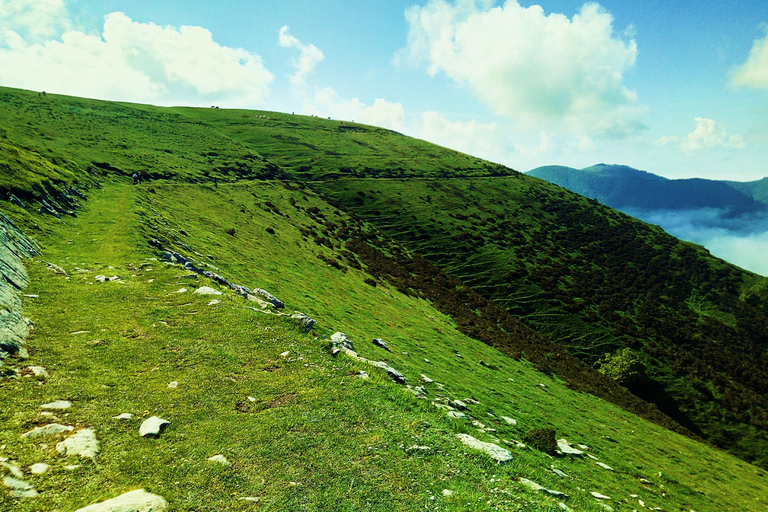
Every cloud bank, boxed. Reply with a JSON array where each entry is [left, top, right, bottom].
[[733, 28, 768, 90], [0, 1, 273, 106], [657, 117, 746, 151], [402, 0, 643, 137]]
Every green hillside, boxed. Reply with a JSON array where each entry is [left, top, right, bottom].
[[2, 86, 768, 510]]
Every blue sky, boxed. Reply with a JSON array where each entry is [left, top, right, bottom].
[[2, 0, 768, 182]]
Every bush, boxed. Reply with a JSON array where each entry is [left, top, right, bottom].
[[523, 428, 557, 455], [598, 348, 647, 387]]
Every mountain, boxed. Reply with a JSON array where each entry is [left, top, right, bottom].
[[528, 163, 768, 215], [2, 86, 768, 510]]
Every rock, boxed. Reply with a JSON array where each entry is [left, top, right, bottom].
[[448, 399, 468, 411], [420, 374, 433, 383], [41, 400, 71, 410], [21, 423, 74, 438], [556, 439, 584, 457], [330, 332, 356, 357], [29, 463, 49, 475], [75, 489, 168, 512], [501, 416, 517, 425], [591, 491, 611, 500], [442, 489, 454, 496], [519, 478, 570, 501], [457, 434, 513, 464], [207, 454, 230, 466], [594, 461, 614, 471], [3, 476, 38, 498], [368, 360, 406, 384], [405, 385, 427, 398], [551, 467, 569, 478], [25, 366, 48, 379], [356, 370, 369, 379], [140, 416, 169, 437], [447, 411, 466, 419], [290, 312, 317, 332], [280, 351, 290, 357], [56, 428, 99, 459], [1, 461, 23, 478], [167, 381, 179, 389], [372, 338, 391, 351], [113, 413, 134, 420], [46, 263, 67, 275], [194, 286, 222, 295], [253, 288, 284, 308], [207, 299, 221, 306]]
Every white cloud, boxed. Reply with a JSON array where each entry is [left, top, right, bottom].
[[733, 28, 768, 90], [305, 87, 408, 132], [401, 0, 643, 137], [0, 9, 273, 106], [419, 110, 506, 158], [657, 117, 746, 151], [0, 0, 71, 42], [278, 25, 324, 86]]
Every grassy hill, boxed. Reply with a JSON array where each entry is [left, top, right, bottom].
[[2, 86, 768, 510]]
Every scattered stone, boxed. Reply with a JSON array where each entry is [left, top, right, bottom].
[[448, 399, 468, 411], [140, 416, 169, 438], [420, 374, 433, 383], [24, 366, 48, 380], [207, 299, 221, 306], [280, 351, 290, 357], [447, 411, 467, 419], [167, 381, 179, 389], [46, 263, 66, 275], [501, 416, 517, 425], [518, 478, 570, 501], [551, 467, 569, 478], [41, 400, 71, 410], [194, 286, 222, 295], [442, 489, 454, 497], [113, 413, 134, 420], [356, 370, 369, 379], [239, 497, 260, 502], [207, 455, 230, 466], [372, 338, 391, 351], [368, 360, 406, 384], [290, 312, 317, 332], [330, 332, 356, 357], [557, 439, 585, 457], [594, 461, 614, 471], [64, 464, 81, 471], [591, 491, 611, 500], [457, 433, 513, 464], [472, 420, 486, 429], [253, 288, 284, 308], [405, 385, 427, 398], [21, 423, 74, 438], [1, 461, 23, 478], [56, 429, 99, 459], [169, 288, 187, 294], [3, 476, 38, 498], [75, 489, 168, 512], [22, 294, 39, 298], [29, 463, 49, 475], [596, 504, 613, 511]]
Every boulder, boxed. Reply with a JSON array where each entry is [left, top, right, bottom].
[[41, 400, 72, 410], [3, 476, 38, 498], [253, 288, 284, 308], [193, 286, 222, 295], [75, 489, 168, 512], [56, 428, 100, 459], [290, 312, 317, 332], [556, 439, 584, 457], [21, 423, 74, 438], [457, 434, 513, 464], [140, 416, 169, 438], [372, 338, 391, 352], [330, 332, 356, 356]]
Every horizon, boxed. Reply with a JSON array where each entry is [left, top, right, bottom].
[[2, 0, 767, 182]]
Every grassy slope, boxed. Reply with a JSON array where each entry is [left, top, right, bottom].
[[2, 179, 767, 512]]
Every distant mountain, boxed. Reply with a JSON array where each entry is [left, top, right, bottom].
[[528, 163, 768, 216]]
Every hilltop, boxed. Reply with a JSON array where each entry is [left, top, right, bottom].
[[1, 86, 768, 510]]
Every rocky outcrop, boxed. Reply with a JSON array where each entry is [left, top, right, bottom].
[[76, 489, 168, 512]]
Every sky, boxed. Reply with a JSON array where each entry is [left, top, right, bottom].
[[2, 0, 768, 183]]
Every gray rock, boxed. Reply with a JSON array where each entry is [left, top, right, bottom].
[[447, 410, 466, 419], [457, 433, 513, 464], [591, 491, 611, 500], [21, 423, 74, 438], [556, 439, 584, 457], [448, 399, 468, 411], [3, 476, 38, 498], [368, 360, 406, 384], [330, 332, 356, 356], [420, 373, 433, 383], [75, 489, 168, 512], [290, 312, 317, 332], [24, 366, 48, 379], [29, 463, 49, 475], [594, 461, 614, 471], [501, 416, 517, 425], [372, 338, 391, 351], [519, 478, 570, 501], [113, 413, 134, 420], [253, 288, 284, 308], [1, 461, 23, 478], [193, 286, 222, 295], [140, 416, 169, 437], [207, 454, 230, 466], [56, 429, 100, 459], [41, 400, 72, 410]]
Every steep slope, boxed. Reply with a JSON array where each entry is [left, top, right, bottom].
[[1, 86, 768, 470], [2, 180, 768, 511]]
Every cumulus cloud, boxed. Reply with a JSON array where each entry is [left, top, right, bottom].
[[278, 25, 324, 86], [733, 28, 768, 90], [0, 0, 71, 42], [0, 8, 273, 106], [304, 87, 408, 132], [657, 117, 746, 151], [401, 0, 643, 137]]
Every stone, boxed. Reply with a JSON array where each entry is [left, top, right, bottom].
[[447, 410, 466, 419], [420, 374, 433, 383], [167, 381, 179, 389], [41, 400, 71, 410], [501, 416, 517, 425], [1, 461, 23, 478], [356, 370, 369, 379], [29, 463, 49, 475], [290, 312, 317, 332], [557, 439, 584, 457], [140, 416, 169, 437], [368, 360, 406, 384], [330, 332, 356, 356], [442, 489, 454, 496], [448, 399, 468, 411], [519, 478, 570, 501], [207, 299, 221, 306], [591, 491, 611, 500], [456, 434, 513, 464], [75, 489, 168, 512], [25, 366, 48, 379], [594, 461, 614, 471], [113, 413, 134, 420], [21, 423, 74, 438], [194, 286, 222, 295], [46, 263, 66, 275], [280, 351, 290, 357], [3, 476, 38, 498], [372, 338, 391, 351], [253, 288, 284, 308], [56, 429, 99, 459], [551, 467, 569, 478], [207, 454, 230, 466]]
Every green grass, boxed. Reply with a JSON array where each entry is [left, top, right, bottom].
[[2, 180, 768, 511]]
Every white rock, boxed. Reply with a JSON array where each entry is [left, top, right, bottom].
[[140, 416, 169, 437], [501, 416, 517, 425], [594, 462, 614, 471], [113, 413, 134, 420], [207, 299, 221, 306], [21, 423, 74, 438], [56, 429, 99, 459], [442, 489, 454, 496], [591, 491, 611, 499], [456, 433, 513, 464], [3, 476, 38, 498], [557, 439, 584, 456], [29, 463, 49, 475], [420, 374, 433, 383], [75, 489, 168, 512], [518, 478, 570, 501], [447, 411, 466, 419], [280, 351, 290, 357], [167, 381, 179, 389], [41, 400, 71, 410], [194, 286, 222, 295], [207, 455, 230, 466], [25, 366, 49, 379], [1, 461, 23, 478]]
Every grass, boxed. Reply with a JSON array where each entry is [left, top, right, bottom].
[[2, 179, 768, 511]]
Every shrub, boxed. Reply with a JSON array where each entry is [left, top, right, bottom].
[[523, 428, 557, 455], [598, 348, 647, 387]]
